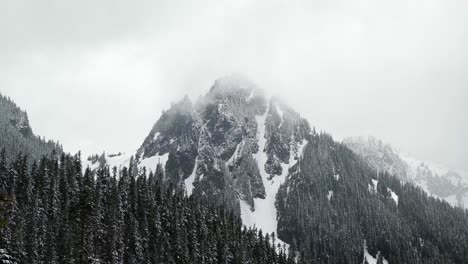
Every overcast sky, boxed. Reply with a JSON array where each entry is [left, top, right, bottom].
[[1, 0, 467, 173]]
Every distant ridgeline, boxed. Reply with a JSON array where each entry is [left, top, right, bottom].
[[344, 136, 468, 209], [0, 93, 62, 162]]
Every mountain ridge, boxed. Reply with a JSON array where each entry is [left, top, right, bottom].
[[0, 93, 63, 162], [83, 76, 468, 263], [343, 135, 468, 208]]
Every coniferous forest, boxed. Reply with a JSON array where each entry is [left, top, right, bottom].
[[0, 150, 293, 264], [276, 133, 468, 263]]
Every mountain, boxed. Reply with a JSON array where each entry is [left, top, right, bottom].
[[102, 75, 468, 263], [134, 76, 310, 241], [0, 93, 63, 162], [1, 78, 466, 263], [343, 136, 468, 208], [3, 77, 467, 263]]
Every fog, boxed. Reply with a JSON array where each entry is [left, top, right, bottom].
[[1, 0, 466, 173]]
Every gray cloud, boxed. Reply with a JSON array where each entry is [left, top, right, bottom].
[[1, 0, 467, 173]]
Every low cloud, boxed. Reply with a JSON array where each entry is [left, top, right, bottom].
[[1, 0, 466, 172]]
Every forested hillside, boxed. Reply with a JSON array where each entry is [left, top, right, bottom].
[[0, 94, 62, 162], [0, 151, 293, 264], [277, 132, 468, 263], [344, 136, 468, 208]]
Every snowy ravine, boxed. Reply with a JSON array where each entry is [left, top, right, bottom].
[[239, 104, 306, 249], [240, 105, 277, 233], [185, 157, 198, 196]]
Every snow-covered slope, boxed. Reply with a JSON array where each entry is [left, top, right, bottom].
[[83, 152, 132, 172], [83, 150, 172, 175]]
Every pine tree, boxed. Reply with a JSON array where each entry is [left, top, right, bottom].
[[24, 190, 38, 263], [56, 155, 72, 263]]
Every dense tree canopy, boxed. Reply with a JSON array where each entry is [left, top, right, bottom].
[[277, 132, 468, 264], [0, 151, 292, 264]]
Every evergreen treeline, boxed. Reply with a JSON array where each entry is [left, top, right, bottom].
[[0, 150, 293, 264], [0, 93, 62, 163], [277, 132, 468, 264]]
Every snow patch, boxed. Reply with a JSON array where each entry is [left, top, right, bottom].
[[388, 188, 399, 205], [153, 132, 160, 141], [185, 157, 198, 196], [363, 240, 389, 264], [218, 103, 224, 112], [275, 104, 284, 128], [327, 190, 334, 201], [228, 141, 243, 165], [289, 138, 307, 168], [239, 199, 256, 229], [106, 153, 132, 170], [334, 174, 340, 181], [371, 179, 378, 193], [139, 152, 169, 173]]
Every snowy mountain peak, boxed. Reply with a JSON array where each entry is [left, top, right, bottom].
[[129, 77, 312, 244]]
